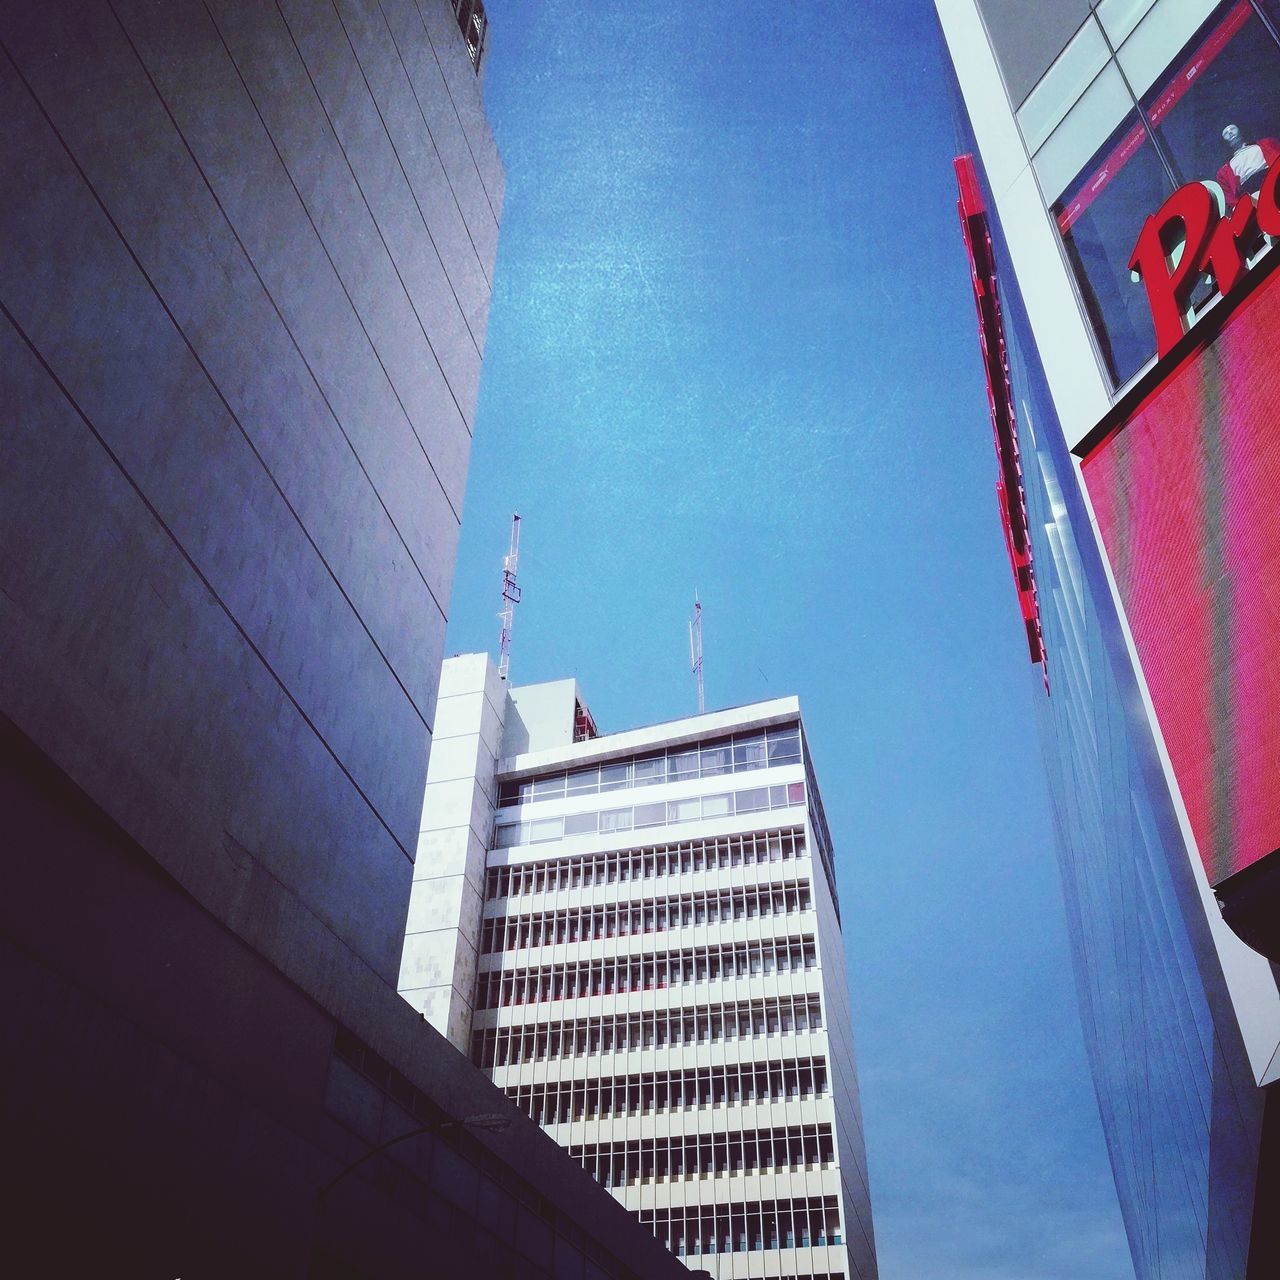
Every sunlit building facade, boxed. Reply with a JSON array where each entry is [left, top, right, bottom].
[[400, 654, 878, 1279], [936, 2, 1280, 1276]]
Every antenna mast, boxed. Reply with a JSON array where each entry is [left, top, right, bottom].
[[688, 591, 705, 714], [498, 514, 522, 681]]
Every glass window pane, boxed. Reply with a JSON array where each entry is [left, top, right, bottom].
[[1097, 0, 1158, 45], [700, 742, 732, 776], [497, 781, 522, 806], [787, 781, 806, 804], [701, 793, 732, 818], [632, 755, 666, 787], [668, 749, 700, 780], [1043, 95, 1170, 385], [600, 762, 630, 792], [634, 802, 667, 828], [564, 811, 599, 835], [668, 797, 700, 822], [531, 774, 565, 799], [1034, 61, 1136, 202], [1139, 5, 1280, 203], [732, 736, 767, 771], [495, 823, 523, 846], [767, 728, 801, 763], [1117, 0, 1226, 97], [529, 817, 563, 843], [1017, 16, 1110, 154], [566, 766, 600, 795], [735, 787, 769, 814], [599, 808, 633, 833]]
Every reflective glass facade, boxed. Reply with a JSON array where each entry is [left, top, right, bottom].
[[950, 86, 1269, 1274]]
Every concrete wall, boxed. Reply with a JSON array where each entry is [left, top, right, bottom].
[[503, 677, 584, 755], [0, 0, 503, 985], [1, 716, 690, 1280], [400, 652, 506, 1048]]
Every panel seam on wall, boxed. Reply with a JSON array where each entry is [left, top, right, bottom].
[[0, 294, 413, 863], [2, 19, 440, 746], [367, 0, 495, 287], [278, 0, 485, 363], [408, 0, 501, 224]]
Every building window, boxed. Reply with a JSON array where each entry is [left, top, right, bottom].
[[496, 724, 803, 806], [1138, 4, 1280, 201], [634, 1195, 840, 1258], [452, 0, 488, 72], [1035, 1, 1280, 387], [490, 779, 806, 848], [1046, 99, 1169, 386], [483, 827, 806, 899], [476, 887, 813, 956]]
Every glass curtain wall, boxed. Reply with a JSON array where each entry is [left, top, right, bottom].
[[1024, 0, 1280, 386]]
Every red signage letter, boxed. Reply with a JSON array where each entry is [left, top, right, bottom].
[[1257, 162, 1280, 236], [1129, 182, 1219, 357], [1203, 197, 1259, 297]]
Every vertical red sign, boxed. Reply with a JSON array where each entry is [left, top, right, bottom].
[[954, 155, 1048, 680]]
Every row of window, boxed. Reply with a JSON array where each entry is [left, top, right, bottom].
[[568, 1123, 835, 1188], [471, 994, 824, 1069], [475, 937, 818, 1010], [494, 782, 806, 849], [505, 1056, 829, 1126], [484, 828, 805, 901], [638, 1195, 843, 1257], [497, 725, 802, 807], [479, 881, 812, 955]]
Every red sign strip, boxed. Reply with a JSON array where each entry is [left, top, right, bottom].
[[955, 155, 1049, 678]]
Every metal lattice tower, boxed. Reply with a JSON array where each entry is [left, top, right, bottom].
[[497, 514, 522, 681], [688, 591, 704, 714]]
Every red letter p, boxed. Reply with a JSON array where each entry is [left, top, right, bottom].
[[1129, 182, 1220, 358]]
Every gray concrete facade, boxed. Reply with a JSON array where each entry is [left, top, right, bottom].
[[0, 0, 503, 986], [0, 3, 699, 1275]]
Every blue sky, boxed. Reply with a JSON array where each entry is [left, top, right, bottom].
[[446, 3, 1135, 1276]]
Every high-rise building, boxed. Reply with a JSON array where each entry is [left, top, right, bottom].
[[935, 2, 1280, 1275], [400, 654, 879, 1280], [0, 4, 691, 1276]]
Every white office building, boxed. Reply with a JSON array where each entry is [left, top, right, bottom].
[[400, 653, 878, 1279]]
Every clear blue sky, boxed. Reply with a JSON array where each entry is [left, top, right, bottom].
[[446, 3, 1135, 1277]]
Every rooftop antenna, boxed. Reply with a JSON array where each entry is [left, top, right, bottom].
[[688, 591, 705, 714], [497, 513, 522, 681]]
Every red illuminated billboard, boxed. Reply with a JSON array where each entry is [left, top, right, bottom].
[[1080, 265, 1280, 889]]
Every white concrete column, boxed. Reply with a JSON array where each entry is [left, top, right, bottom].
[[398, 653, 505, 1052]]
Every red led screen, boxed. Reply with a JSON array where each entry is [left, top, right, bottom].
[[1082, 268, 1280, 888]]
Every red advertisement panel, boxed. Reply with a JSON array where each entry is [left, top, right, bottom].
[[1082, 268, 1280, 888]]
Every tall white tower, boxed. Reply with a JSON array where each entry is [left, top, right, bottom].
[[401, 655, 878, 1279]]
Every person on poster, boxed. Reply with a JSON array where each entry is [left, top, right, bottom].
[[1217, 123, 1280, 205]]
